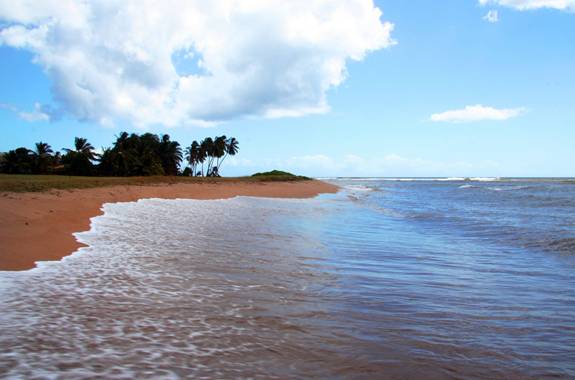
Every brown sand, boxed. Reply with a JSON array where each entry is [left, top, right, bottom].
[[0, 180, 338, 271]]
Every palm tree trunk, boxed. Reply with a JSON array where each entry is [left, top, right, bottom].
[[207, 156, 215, 175], [219, 153, 229, 170]]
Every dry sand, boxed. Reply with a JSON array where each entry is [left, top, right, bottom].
[[0, 180, 338, 271]]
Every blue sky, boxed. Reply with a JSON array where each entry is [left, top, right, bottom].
[[0, 0, 574, 177]]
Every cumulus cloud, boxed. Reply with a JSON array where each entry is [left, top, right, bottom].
[[0, 0, 395, 127], [479, 0, 575, 11], [484, 10, 500, 22], [430, 105, 526, 123]]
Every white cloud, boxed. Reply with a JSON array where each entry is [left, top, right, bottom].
[[430, 105, 526, 123], [0, 0, 395, 127], [479, 0, 575, 11], [484, 10, 500, 22], [0, 101, 51, 122], [18, 102, 51, 122]]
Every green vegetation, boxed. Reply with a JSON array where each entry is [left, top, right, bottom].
[[251, 170, 310, 181], [0, 175, 181, 192], [0, 135, 314, 192], [0, 133, 239, 178], [0, 172, 311, 193]]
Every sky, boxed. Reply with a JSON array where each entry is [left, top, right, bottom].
[[0, 0, 574, 177]]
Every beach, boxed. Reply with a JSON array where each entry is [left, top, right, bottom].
[[0, 179, 337, 271], [0, 178, 574, 378]]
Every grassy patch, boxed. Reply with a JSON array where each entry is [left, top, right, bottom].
[[251, 170, 311, 181], [0, 173, 312, 193]]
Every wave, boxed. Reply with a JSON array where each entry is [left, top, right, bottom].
[[344, 185, 374, 192], [439, 177, 467, 181], [334, 177, 500, 182], [457, 184, 533, 192], [487, 185, 532, 192], [469, 177, 500, 182]]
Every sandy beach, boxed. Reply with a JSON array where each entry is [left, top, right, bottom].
[[0, 179, 337, 271]]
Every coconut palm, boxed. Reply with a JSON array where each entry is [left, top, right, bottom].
[[200, 137, 214, 176], [64, 137, 98, 160], [211, 136, 227, 176], [0, 133, 239, 177], [62, 137, 97, 175], [32, 142, 53, 173], [216, 137, 239, 174], [159, 134, 182, 176], [185, 141, 200, 176], [197, 143, 207, 176], [34, 142, 53, 157]]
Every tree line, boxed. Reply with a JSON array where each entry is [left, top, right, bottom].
[[0, 132, 239, 177]]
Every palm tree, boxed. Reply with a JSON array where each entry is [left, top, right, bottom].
[[198, 143, 207, 176], [115, 132, 130, 149], [64, 137, 98, 160], [32, 141, 53, 173], [185, 141, 200, 176], [159, 134, 182, 176], [216, 137, 239, 175], [200, 138, 214, 176], [34, 142, 53, 157], [0, 133, 240, 177], [211, 136, 227, 176], [63, 137, 97, 175]]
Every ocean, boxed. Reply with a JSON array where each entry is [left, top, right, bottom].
[[1, 178, 574, 379]]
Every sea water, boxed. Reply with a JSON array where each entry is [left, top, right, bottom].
[[1, 178, 574, 379]]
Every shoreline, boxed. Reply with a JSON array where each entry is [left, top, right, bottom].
[[0, 179, 338, 271]]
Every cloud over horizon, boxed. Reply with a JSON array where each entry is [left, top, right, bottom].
[[0, 0, 394, 128], [430, 105, 526, 123], [479, 0, 575, 12], [226, 153, 501, 177]]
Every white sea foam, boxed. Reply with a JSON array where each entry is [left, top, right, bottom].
[[469, 177, 500, 182], [344, 185, 374, 192], [0, 196, 331, 379], [439, 177, 467, 181], [1, 185, 574, 379], [334, 177, 500, 182], [487, 185, 530, 192]]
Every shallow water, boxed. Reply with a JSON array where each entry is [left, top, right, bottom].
[[1, 179, 574, 379]]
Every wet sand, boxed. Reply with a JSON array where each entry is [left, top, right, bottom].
[[0, 180, 337, 271]]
